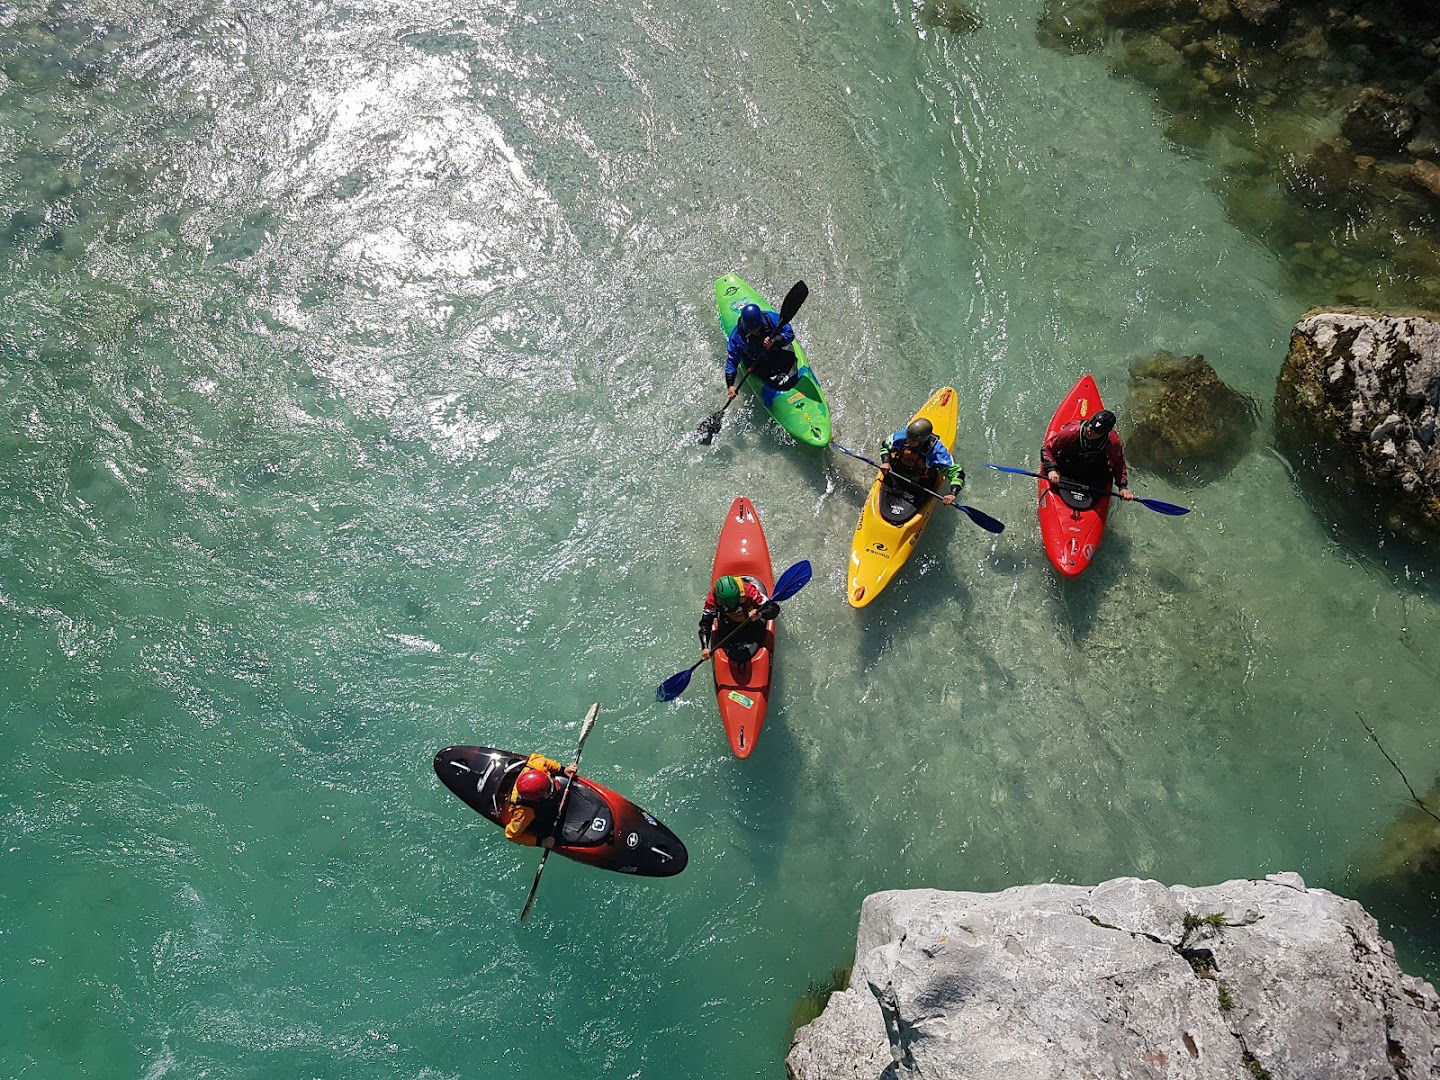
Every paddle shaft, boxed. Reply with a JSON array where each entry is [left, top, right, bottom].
[[519, 703, 599, 922], [835, 444, 955, 504], [1003, 465, 1131, 501]]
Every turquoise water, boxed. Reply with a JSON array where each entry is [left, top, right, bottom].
[[3, 0, 1437, 1076]]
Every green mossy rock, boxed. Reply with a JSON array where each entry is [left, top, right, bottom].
[[921, 0, 982, 35], [1125, 351, 1256, 483]]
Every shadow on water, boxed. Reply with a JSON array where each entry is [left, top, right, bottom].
[[1056, 529, 1135, 643], [709, 695, 806, 890], [854, 518, 973, 675]]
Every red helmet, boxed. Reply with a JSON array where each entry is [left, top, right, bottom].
[[514, 768, 553, 801]]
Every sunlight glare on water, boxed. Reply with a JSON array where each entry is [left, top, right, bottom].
[[1, 0, 1436, 1077]]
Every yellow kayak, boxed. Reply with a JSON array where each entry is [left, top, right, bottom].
[[847, 387, 960, 608]]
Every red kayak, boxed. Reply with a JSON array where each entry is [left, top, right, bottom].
[[709, 497, 775, 759], [1038, 375, 1112, 577]]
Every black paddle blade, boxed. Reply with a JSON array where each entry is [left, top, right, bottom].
[[696, 411, 724, 444], [777, 279, 809, 325], [656, 667, 693, 702]]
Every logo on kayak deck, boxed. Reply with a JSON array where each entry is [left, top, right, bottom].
[[938, 389, 953, 406], [1078, 398, 1090, 418], [592, 817, 607, 832], [724, 286, 738, 296], [787, 392, 805, 404], [727, 690, 755, 710], [626, 832, 639, 848]]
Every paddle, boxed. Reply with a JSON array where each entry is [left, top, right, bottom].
[[984, 464, 1191, 516], [697, 280, 810, 444], [519, 702, 599, 923], [655, 559, 813, 702], [833, 443, 1005, 534]]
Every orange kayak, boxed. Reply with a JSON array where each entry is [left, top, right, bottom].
[[709, 497, 775, 759]]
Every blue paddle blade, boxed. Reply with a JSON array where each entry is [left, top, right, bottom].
[[959, 504, 1006, 533], [656, 668, 693, 702], [1139, 498, 1190, 516], [986, 464, 1190, 516], [771, 559, 813, 602]]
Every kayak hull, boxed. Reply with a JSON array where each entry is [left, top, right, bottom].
[[433, 746, 688, 877], [709, 496, 775, 759], [1038, 374, 1112, 577], [714, 274, 831, 446], [848, 387, 960, 608]]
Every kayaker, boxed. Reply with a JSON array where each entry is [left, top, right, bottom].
[[878, 418, 964, 506], [726, 302, 798, 395], [1041, 409, 1134, 506], [699, 574, 780, 666], [500, 754, 579, 848]]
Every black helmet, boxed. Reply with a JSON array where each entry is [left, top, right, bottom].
[[905, 418, 934, 444], [737, 304, 766, 338], [1082, 410, 1116, 440]]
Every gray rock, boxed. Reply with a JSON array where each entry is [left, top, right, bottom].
[[787, 876, 1440, 1080], [1274, 308, 1440, 551]]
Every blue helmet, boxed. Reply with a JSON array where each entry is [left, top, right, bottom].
[[737, 303, 766, 339]]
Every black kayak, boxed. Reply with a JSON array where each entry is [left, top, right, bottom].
[[433, 745, 688, 877]]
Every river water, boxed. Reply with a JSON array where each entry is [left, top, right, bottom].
[[2, 0, 1437, 1076]]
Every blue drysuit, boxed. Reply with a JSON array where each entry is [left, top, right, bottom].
[[725, 309, 798, 400]]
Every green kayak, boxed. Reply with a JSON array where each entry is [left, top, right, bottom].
[[714, 274, 832, 447]]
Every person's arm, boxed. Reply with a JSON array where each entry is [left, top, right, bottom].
[[698, 604, 717, 649], [725, 333, 743, 386], [766, 311, 795, 349], [1109, 433, 1131, 497], [1041, 422, 1075, 479], [878, 435, 897, 473], [503, 805, 538, 844], [742, 582, 779, 621]]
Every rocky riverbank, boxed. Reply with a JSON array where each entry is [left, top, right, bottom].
[[787, 874, 1440, 1080], [1036, 0, 1440, 311], [1275, 308, 1440, 552]]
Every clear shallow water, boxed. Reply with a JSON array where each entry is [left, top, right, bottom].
[[2, 0, 1437, 1077]]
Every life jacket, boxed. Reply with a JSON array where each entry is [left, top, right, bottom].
[[1055, 431, 1114, 486], [889, 436, 939, 485]]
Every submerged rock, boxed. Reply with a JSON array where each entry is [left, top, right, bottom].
[[1341, 88, 1420, 155], [920, 0, 982, 35], [1367, 780, 1440, 903], [1274, 308, 1440, 550], [1124, 351, 1256, 483], [786, 875, 1440, 1080], [1036, 0, 1106, 52]]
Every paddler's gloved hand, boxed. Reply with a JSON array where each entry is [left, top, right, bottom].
[[540, 836, 556, 850], [1119, 488, 1134, 501], [1047, 469, 1061, 484], [727, 385, 738, 399], [941, 494, 956, 505], [563, 763, 578, 778]]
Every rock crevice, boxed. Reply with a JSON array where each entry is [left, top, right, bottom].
[[787, 875, 1440, 1080]]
